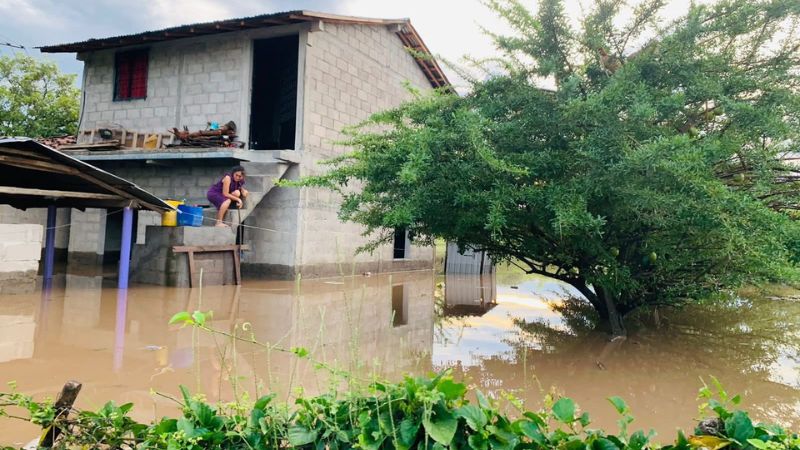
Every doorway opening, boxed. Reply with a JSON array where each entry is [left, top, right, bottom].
[[249, 35, 299, 150]]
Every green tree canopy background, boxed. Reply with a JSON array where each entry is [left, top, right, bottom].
[[0, 53, 79, 138], [298, 0, 800, 336]]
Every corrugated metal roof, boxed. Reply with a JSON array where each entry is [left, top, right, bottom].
[[0, 138, 173, 211], [39, 10, 451, 90]]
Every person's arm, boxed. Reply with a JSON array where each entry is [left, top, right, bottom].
[[221, 176, 242, 204]]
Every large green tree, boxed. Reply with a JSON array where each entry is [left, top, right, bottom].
[[301, 0, 800, 336], [0, 53, 79, 137]]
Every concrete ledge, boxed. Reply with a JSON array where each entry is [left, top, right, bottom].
[[241, 259, 434, 280], [67, 251, 104, 267]]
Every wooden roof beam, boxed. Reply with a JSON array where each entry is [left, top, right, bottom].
[[0, 186, 122, 201]]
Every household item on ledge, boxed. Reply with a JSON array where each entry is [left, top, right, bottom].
[[177, 204, 204, 227], [161, 200, 183, 226]]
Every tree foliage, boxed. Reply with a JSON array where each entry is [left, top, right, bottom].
[[0, 53, 79, 138], [299, 0, 800, 335]]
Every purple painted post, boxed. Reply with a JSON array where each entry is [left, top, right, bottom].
[[118, 207, 133, 289], [112, 287, 128, 372], [43, 205, 57, 284]]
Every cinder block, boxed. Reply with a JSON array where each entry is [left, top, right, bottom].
[[0, 242, 41, 261]]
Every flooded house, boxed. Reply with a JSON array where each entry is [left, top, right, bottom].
[[0, 11, 451, 283]]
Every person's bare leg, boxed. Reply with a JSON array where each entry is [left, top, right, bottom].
[[231, 190, 244, 208], [216, 199, 232, 227]]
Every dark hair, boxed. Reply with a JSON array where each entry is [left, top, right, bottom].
[[231, 165, 245, 175]]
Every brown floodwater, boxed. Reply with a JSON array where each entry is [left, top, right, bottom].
[[1, 268, 799, 445]]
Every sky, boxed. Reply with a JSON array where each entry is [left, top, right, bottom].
[[0, 0, 701, 87]]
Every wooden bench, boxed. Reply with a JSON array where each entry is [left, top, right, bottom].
[[172, 244, 250, 287]]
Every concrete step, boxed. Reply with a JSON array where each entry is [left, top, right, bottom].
[[198, 161, 292, 229]]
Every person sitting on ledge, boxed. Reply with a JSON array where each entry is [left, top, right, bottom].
[[207, 165, 248, 227]]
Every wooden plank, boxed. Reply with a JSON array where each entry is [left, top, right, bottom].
[[172, 244, 251, 253], [59, 140, 121, 150], [0, 186, 121, 200], [121, 129, 127, 146], [0, 155, 83, 175], [89, 129, 95, 143], [232, 249, 241, 285], [156, 134, 163, 149], [131, 132, 139, 148], [39, 380, 82, 447], [188, 251, 197, 288]]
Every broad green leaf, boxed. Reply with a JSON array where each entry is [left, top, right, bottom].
[[725, 410, 755, 444], [552, 398, 576, 423], [253, 394, 275, 410], [688, 435, 732, 450], [747, 439, 769, 450], [191, 310, 206, 326], [423, 405, 458, 445], [593, 437, 620, 450], [288, 425, 318, 446], [469, 433, 489, 450], [456, 404, 487, 430], [515, 419, 546, 445], [437, 378, 467, 400], [398, 418, 420, 449], [168, 311, 191, 325], [607, 396, 628, 415], [629, 430, 649, 450], [476, 390, 492, 410], [579, 412, 591, 427]]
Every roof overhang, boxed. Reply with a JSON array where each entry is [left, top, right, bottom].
[[0, 138, 173, 211], [38, 10, 451, 90]]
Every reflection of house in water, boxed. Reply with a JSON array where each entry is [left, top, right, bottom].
[[444, 272, 497, 317], [444, 242, 496, 317], [0, 271, 435, 437]]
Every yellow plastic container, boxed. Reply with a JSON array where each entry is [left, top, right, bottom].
[[162, 200, 183, 226]]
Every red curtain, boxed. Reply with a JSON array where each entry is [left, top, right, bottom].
[[115, 51, 147, 100], [130, 53, 148, 98]]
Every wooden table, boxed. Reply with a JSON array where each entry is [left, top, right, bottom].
[[171, 244, 250, 287]]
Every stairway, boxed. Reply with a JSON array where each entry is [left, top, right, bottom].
[[203, 161, 292, 228]]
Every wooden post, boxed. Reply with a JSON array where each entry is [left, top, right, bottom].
[[43, 205, 57, 285], [38, 380, 82, 447]]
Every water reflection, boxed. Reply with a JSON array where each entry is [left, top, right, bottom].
[[435, 273, 800, 436], [1, 268, 799, 444], [0, 271, 436, 443]]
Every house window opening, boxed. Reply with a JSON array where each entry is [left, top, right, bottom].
[[393, 227, 409, 259], [391, 284, 407, 327], [249, 35, 298, 150], [114, 50, 148, 101]]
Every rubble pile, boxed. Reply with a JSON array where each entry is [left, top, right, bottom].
[[168, 121, 244, 148], [36, 135, 77, 149]]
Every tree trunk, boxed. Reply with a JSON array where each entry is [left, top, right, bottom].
[[597, 287, 627, 338], [569, 280, 627, 338]]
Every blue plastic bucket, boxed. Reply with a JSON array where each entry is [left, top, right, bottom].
[[177, 204, 204, 227]]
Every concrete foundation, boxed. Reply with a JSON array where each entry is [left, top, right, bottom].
[[0, 224, 44, 294], [131, 226, 236, 287]]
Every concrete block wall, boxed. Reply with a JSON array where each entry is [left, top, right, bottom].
[[241, 165, 301, 277], [294, 24, 435, 276], [68, 208, 107, 265], [0, 224, 44, 294], [131, 226, 235, 286], [79, 35, 246, 136], [0, 296, 36, 362], [0, 206, 71, 252]]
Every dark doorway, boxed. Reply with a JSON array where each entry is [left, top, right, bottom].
[[249, 35, 299, 150], [391, 284, 407, 326], [393, 228, 408, 259]]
